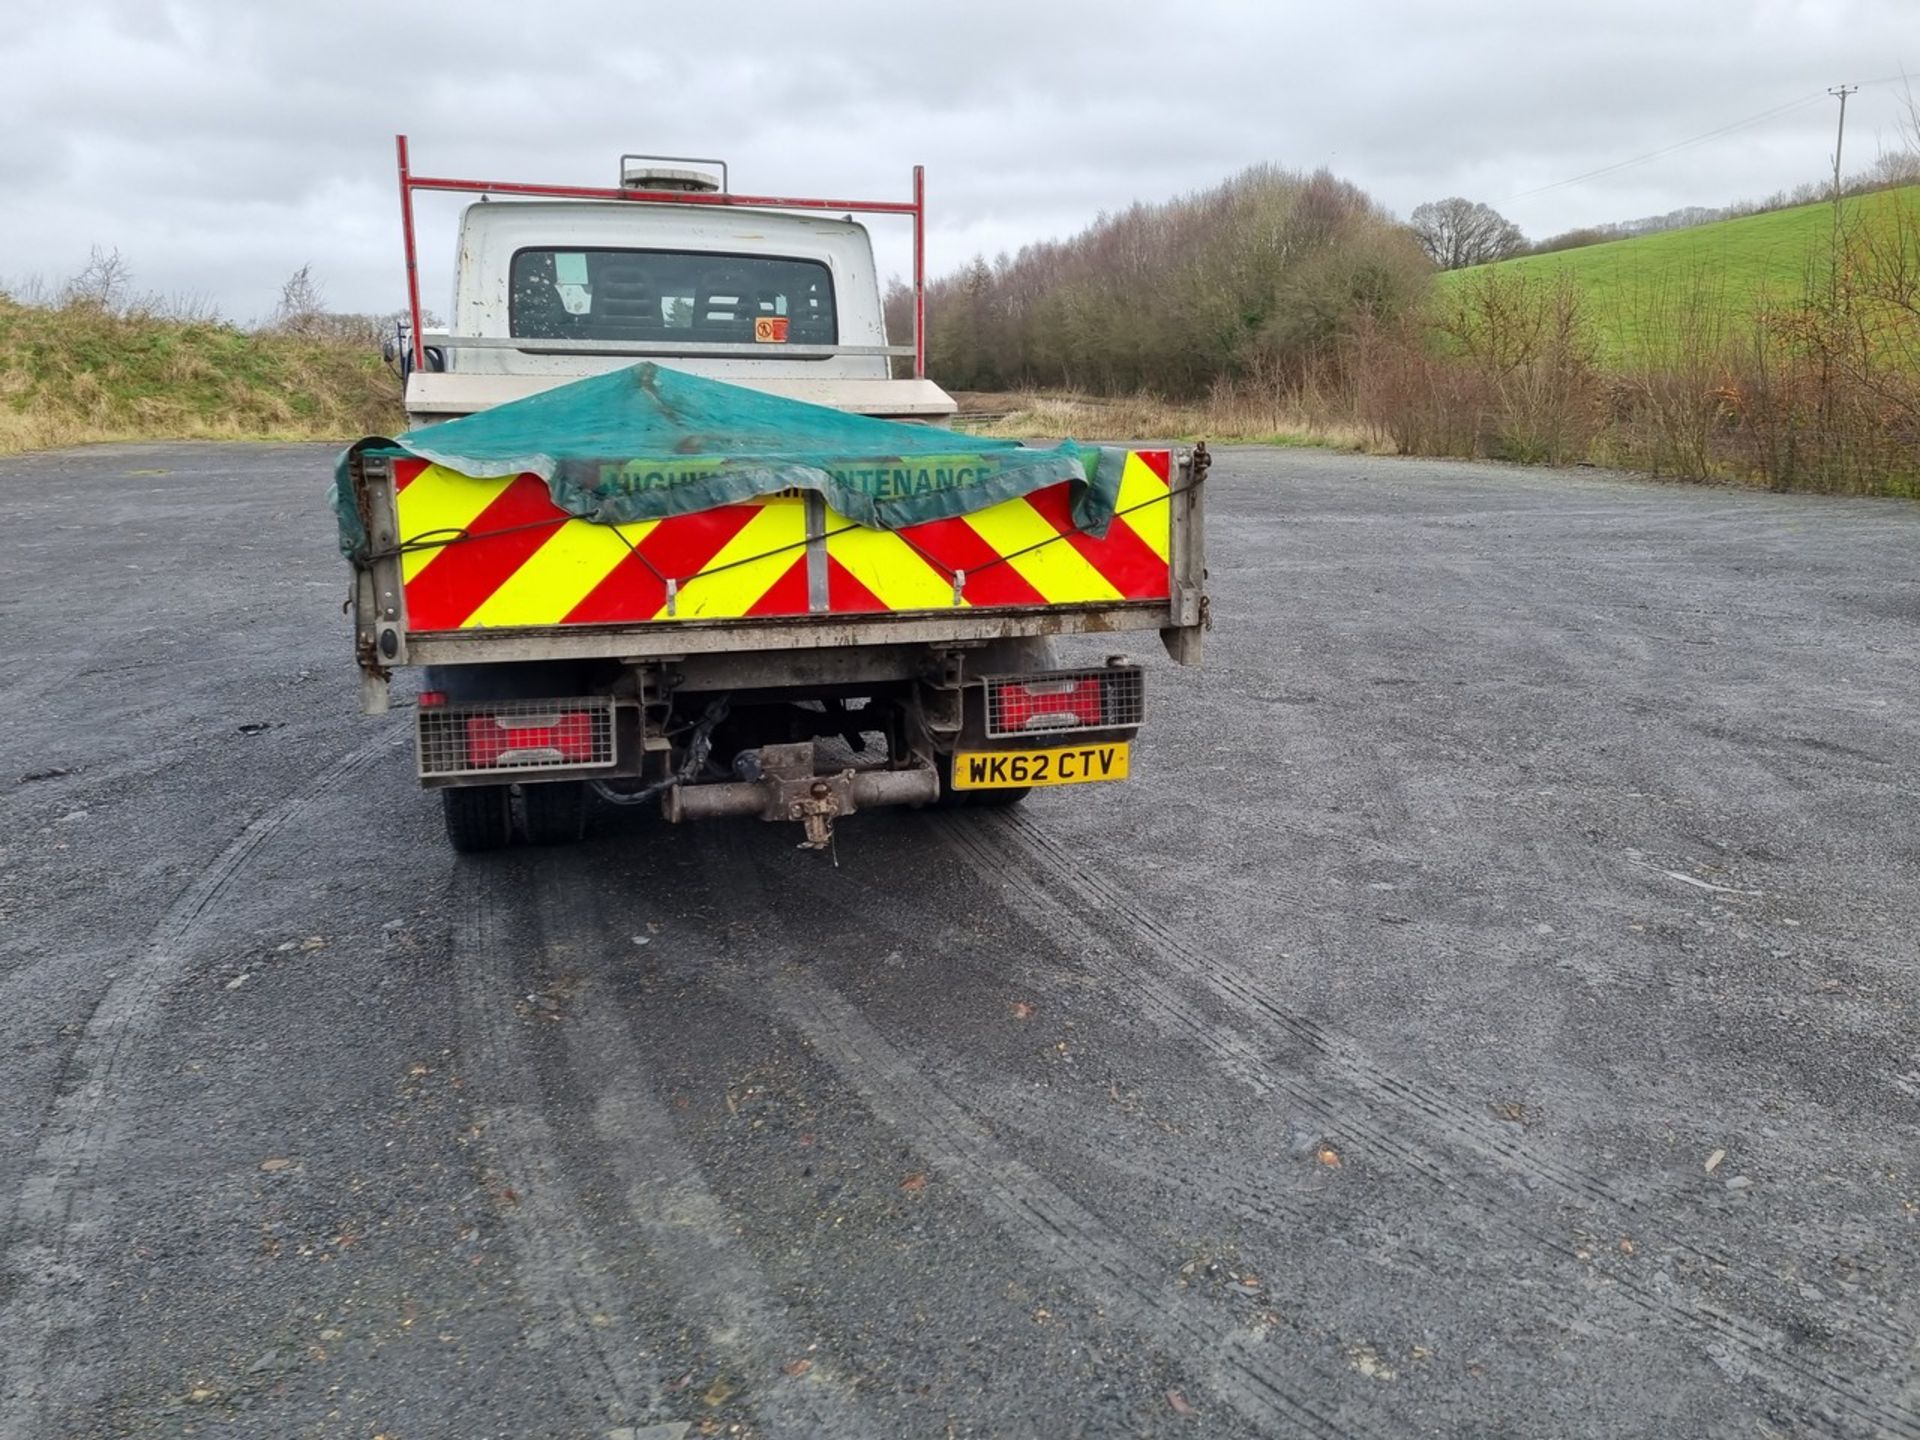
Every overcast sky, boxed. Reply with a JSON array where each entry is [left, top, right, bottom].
[[2, 0, 1914, 323]]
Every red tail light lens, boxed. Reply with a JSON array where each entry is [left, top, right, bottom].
[[996, 677, 1104, 732], [464, 712, 598, 768]]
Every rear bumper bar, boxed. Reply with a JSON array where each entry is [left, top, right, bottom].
[[661, 743, 939, 848]]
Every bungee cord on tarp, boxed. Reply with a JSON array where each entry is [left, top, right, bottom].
[[368, 477, 1198, 605]]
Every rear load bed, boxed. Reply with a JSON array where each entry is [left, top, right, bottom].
[[357, 443, 1198, 667], [339, 380, 1205, 850]]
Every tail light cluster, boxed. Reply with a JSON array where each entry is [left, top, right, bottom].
[[463, 712, 600, 768], [416, 694, 616, 779], [983, 667, 1145, 739]]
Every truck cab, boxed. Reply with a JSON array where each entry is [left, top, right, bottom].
[[402, 156, 955, 424]]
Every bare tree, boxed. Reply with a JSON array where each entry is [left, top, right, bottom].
[[272, 262, 327, 335], [1409, 198, 1525, 270], [62, 245, 134, 310]]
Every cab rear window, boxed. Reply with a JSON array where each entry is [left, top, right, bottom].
[[509, 248, 836, 349]]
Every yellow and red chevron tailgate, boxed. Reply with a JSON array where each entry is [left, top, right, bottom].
[[393, 451, 1174, 631]]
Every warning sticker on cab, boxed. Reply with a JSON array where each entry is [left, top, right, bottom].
[[951, 742, 1129, 790], [753, 316, 790, 343]]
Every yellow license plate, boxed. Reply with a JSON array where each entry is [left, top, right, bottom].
[[951, 741, 1130, 790]]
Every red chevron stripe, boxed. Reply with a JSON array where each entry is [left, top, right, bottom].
[[404, 474, 570, 629], [1020, 483, 1169, 600], [745, 557, 811, 617], [643, 504, 770, 582], [1137, 449, 1171, 482], [892, 515, 1049, 609], [827, 556, 888, 613], [393, 458, 428, 492], [561, 503, 763, 624]]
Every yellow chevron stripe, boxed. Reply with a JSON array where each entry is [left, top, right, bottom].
[[825, 515, 962, 611], [461, 517, 661, 629], [402, 457, 1169, 627], [1114, 451, 1172, 562], [395, 465, 517, 584], [959, 497, 1125, 605], [669, 499, 807, 619]]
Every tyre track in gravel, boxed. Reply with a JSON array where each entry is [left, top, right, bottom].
[[762, 976, 1371, 1440], [991, 795, 1862, 1285], [0, 727, 404, 1440], [711, 835, 1390, 1440], [450, 850, 885, 1440], [449, 860, 661, 1433], [923, 1062, 1327, 1240], [944, 807, 1920, 1440], [526, 854, 885, 1440], [977, 815, 1916, 1433], [982, 809, 1610, 1207], [736, 847, 1332, 1240], [739, 833, 1685, 1384]]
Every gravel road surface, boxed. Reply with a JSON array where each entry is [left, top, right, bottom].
[[1, 442, 1916, 1439]]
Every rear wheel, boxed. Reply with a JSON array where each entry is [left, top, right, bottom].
[[521, 780, 588, 846], [443, 785, 512, 853], [967, 785, 1031, 809], [936, 750, 1030, 809]]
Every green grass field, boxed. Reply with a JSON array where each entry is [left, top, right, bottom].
[[1443, 185, 1920, 366]]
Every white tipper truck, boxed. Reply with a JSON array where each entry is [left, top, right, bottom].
[[340, 141, 1207, 851]]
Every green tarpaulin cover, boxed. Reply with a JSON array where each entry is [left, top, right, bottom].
[[334, 363, 1122, 561]]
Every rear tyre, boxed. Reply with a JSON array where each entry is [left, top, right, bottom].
[[521, 780, 588, 846], [443, 785, 513, 853]]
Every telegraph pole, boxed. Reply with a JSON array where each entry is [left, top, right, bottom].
[[1825, 84, 1859, 304], [1828, 84, 1858, 200]]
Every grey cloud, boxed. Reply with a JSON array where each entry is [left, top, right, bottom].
[[1, 0, 1911, 319]]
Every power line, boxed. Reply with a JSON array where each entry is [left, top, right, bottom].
[[1503, 93, 1828, 203], [1502, 73, 1915, 206]]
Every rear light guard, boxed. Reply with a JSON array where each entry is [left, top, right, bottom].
[[982, 666, 1145, 739], [417, 695, 617, 779]]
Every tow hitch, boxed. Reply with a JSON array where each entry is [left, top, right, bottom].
[[661, 742, 940, 849]]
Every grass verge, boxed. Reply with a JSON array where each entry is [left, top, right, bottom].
[[0, 297, 401, 455]]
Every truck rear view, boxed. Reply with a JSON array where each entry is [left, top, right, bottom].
[[339, 140, 1207, 851]]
